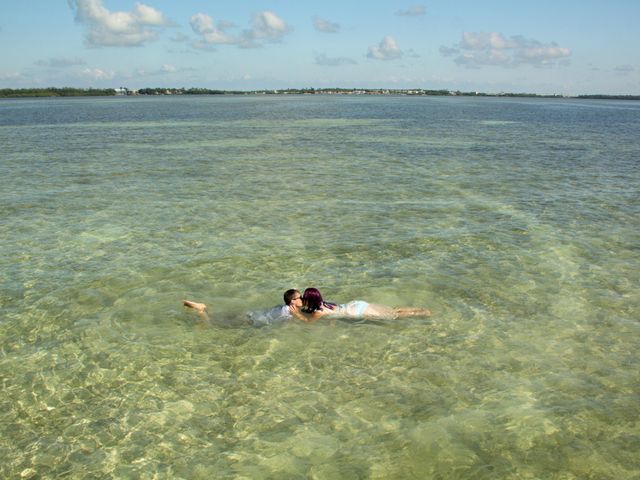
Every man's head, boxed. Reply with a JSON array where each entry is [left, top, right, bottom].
[[284, 289, 302, 306]]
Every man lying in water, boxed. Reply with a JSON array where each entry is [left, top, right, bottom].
[[183, 289, 303, 327]]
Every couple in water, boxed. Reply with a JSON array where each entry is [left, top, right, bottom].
[[183, 287, 431, 326]]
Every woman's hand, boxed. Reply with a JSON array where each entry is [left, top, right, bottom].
[[289, 304, 310, 322]]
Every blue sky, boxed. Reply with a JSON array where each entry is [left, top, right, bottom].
[[1, 0, 638, 94]]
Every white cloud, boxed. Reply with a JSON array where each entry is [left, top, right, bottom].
[[313, 16, 340, 33], [367, 36, 403, 61], [189, 13, 235, 45], [69, 0, 170, 47], [190, 12, 214, 33], [443, 32, 571, 67], [315, 53, 357, 67], [81, 67, 115, 80], [461, 32, 517, 50], [516, 44, 571, 64], [133, 3, 165, 25], [396, 5, 426, 17], [35, 57, 86, 68], [245, 11, 291, 43], [252, 11, 286, 38], [133, 64, 195, 77], [0, 72, 24, 82], [190, 10, 291, 49]]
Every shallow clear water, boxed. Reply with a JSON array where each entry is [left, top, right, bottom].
[[1, 95, 639, 478]]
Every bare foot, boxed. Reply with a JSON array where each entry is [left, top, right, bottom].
[[183, 300, 208, 315]]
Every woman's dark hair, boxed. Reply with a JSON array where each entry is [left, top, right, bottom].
[[302, 287, 336, 313]]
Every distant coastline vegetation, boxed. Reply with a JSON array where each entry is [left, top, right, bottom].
[[0, 87, 117, 98], [1, 87, 638, 100]]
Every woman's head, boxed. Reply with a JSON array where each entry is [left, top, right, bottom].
[[302, 287, 324, 312]]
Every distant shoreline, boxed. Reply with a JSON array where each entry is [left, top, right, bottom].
[[1, 87, 638, 100]]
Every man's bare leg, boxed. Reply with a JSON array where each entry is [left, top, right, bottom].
[[183, 300, 211, 321], [394, 307, 432, 318]]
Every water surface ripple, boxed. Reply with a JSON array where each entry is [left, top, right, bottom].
[[1, 95, 639, 478]]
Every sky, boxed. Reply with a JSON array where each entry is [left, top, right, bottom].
[[1, 0, 639, 95]]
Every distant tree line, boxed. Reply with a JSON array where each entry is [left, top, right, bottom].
[[577, 94, 640, 100], [2, 87, 638, 100], [137, 87, 244, 95], [0, 87, 116, 98]]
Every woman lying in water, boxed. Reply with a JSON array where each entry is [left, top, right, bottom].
[[290, 287, 431, 324]]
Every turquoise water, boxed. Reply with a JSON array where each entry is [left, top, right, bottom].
[[1, 95, 639, 478]]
